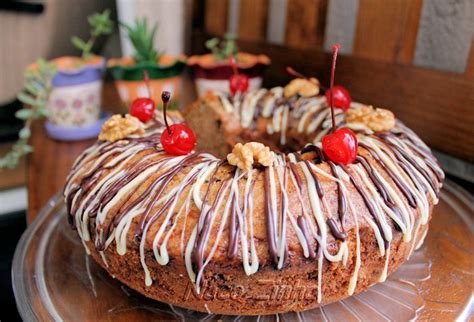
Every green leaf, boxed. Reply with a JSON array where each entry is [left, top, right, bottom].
[[205, 38, 219, 50], [206, 34, 238, 61], [17, 92, 37, 106], [121, 17, 159, 63], [19, 127, 31, 139], [2, 57, 55, 169], [24, 82, 42, 96], [71, 36, 86, 50], [38, 108, 50, 117], [20, 144, 33, 153], [15, 108, 33, 120]]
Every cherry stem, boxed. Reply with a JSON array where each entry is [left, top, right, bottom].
[[286, 66, 306, 79], [161, 91, 171, 135], [330, 44, 341, 133], [228, 55, 239, 75], [143, 70, 151, 98]]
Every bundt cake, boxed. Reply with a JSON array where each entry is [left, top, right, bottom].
[[64, 76, 444, 315]]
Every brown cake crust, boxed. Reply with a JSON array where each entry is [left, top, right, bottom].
[[85, 196, 431, 315], [65, 91, 443, 315]]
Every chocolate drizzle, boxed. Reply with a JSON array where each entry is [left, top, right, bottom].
[[359, 143, 417, 208], [327, 218, 347, 241], [381, 136, 439, 196], [193, 161, 227, 271], [297, 216, 317, 259], [356, 156, 391, 203], [303, 160, 324, 198], [328, 161, 348, 223], [264, 167, 279, 264], [347, 169, 390, 246], [227, 193, 240, 258], [194, 179, 231, 272], [63, 88, 445, 304]]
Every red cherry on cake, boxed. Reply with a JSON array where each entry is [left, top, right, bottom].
[[229, 75, 249, 96], [322, 43, 358, 165], [130, 97, 155, 122], [130, 70, 155, 122], [322, 128, 358, 165], [228, 56, 249, 95], [325, 85, 351, 111], [161, 123, 197, 155], [160, 91, 196, 155]]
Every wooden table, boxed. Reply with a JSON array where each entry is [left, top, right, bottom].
[[26, 121, 95, 223], [26, 78, 196, 223]]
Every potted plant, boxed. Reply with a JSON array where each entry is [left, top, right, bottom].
[[108, 18, 186, 110], [187, 33, 270, 96], [41, 9, 113, 141], [0, 59, 56, 168]]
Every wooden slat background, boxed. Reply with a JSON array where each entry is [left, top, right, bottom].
[[197, 0, 474, 163], [238, 0, 269, 41], [204, 0, 228, 36], [284, 0, 327, 49], [352, 0, 423, 64], [202, 0, 473, 72]]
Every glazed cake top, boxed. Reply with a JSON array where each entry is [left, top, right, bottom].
[[64, 84, 444, 303]]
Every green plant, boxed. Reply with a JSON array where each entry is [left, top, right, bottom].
[[0, 59, 56, 169], [205, 33, 238, 61], [71, 9, 114, 60], [120, 18, 162, 64]]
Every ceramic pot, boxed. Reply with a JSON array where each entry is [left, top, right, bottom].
[[45, 56, 107, 141], [187, 52, 270, 97], [47, 56, 104, 126], [107, 55, 186, 110]]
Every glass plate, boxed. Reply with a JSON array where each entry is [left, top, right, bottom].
[[12, 179, 473, 321]]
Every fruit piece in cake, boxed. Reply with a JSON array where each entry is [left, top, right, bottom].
[[160, 91, 196, 155]]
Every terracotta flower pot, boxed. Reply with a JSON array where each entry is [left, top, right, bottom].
[[187, 52, 270, 96], [45, 55, 108, 141], [107, 55, 186, 110]]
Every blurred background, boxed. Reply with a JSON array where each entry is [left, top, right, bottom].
[[0, 0, 472, 320]]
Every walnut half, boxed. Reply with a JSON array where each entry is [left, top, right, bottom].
[[98, 114, 145, 142], [284, 78, 320, 98], [346, 105, 395, 132], [227, 142, 275, 170]]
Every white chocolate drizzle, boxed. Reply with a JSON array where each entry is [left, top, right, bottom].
[[64, 91, 444, 306]]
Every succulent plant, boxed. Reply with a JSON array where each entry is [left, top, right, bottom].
[[120, 18, 162, 64], [0, 59, 56, 169], [71, 9, 114, 60], [205, 33, 239, 61]]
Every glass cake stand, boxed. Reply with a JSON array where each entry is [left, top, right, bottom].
[[12, 180, 473, 321]]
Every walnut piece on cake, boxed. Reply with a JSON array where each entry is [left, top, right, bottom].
[[98, 114, 145, 142], [227, 142, 274, 170], [284, 78, 320, 98], [346, 105, 395, 132]]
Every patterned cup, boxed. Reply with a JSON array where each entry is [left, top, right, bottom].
[[47, 56, 105, 127]]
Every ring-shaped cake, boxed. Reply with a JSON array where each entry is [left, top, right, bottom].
[[64, 81, 444, 315]]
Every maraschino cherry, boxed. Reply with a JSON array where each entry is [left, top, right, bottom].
[[325, 85, 351, 111], [228, 55, 249, 95], [287, 64, 352, 111], [322, 44, 358, 165], [130, 71, 155, 122], [160, 91, 196, 155]]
